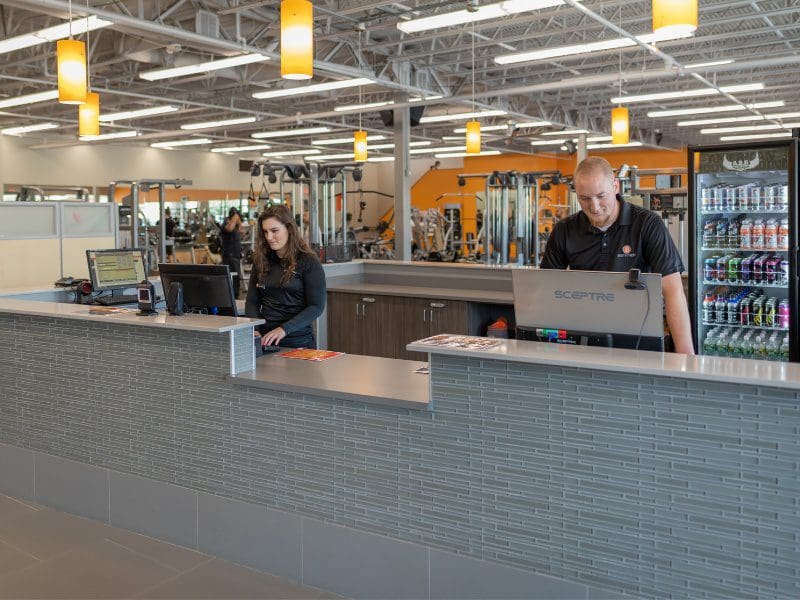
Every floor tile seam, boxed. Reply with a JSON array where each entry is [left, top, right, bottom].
[[103, 536, 197, 575], [0, 537, 42, 563], [129, 555, 216, 599]]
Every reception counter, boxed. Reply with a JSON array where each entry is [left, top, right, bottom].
[[0, 293, 798, 599]]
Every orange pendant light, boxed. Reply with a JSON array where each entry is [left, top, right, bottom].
[[281, 0, 313, 80], [353, 130, 368, 162], [652, 0, 698, 36], [465, 121, 481, 154], [78, 92, 100, 136], [611, 107, 629, 145], [57, 38, 88, 104]]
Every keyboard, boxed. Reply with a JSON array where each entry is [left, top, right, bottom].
[[95, 294, 138, 306]]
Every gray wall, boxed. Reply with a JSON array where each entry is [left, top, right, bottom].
[[1, 313, 798, 599]]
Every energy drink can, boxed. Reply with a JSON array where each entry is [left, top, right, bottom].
[[713, 186, 727, 211], [750, 186, 763, 210], [765, 257, 781, 284], [739, 297, 751, 326], [740, 256, 753, 283], [765, 298, 777, 328], [701, 187, 713, 212], [728, 257, 741, 283], [704, 257, 718, 281], [780, 259, 790, 285], [778, 300, 790, 329]]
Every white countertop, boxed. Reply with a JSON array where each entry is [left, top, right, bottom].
[[0, 298, 263, 333], [407, 337, 800, 391]]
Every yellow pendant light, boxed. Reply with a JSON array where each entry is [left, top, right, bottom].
[[78, 92, 100, 136], [281, 0, 313, 80], [611, 107, 630, 145], [652, 0, 698, 36], [465, 121, 481, 154], [353, 130, 368, 162], [57, 38, 88, 104]]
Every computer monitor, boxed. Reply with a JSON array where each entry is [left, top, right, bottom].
[[158, 263, 238, 317], [512, 268, 664, 351], [86, 248, 147, 292]]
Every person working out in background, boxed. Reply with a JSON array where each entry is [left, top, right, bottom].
[[163, 207, 176, 263], [220, 207, 243, 297], [245, 204, 326, 349], [541, 156, 694, 355]]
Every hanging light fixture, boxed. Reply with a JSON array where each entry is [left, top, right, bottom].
[[466, 21, 480, 154], [652, 0, 698, 36], [281, 0, 313, 80], [353, 30, 367, 162], [79, 92, 100, 136], [611, 107, 629, 145], [57, 39, 87, 104]]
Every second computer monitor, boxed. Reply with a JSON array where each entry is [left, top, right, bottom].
[[86, 248, 147, 292], [158, 263, 238, 317]]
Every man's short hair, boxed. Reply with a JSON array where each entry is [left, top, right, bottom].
[[574, 156, 615, 182]]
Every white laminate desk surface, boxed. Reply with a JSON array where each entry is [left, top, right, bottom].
[[0, 298, 263, 333], [407, 336, 800, 391]]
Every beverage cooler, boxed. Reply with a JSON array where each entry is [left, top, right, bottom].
[[688, 140, 798, 361]]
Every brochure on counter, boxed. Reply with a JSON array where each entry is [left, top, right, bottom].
[[414, 335, 502, 350], [280, 348, 344, 361]]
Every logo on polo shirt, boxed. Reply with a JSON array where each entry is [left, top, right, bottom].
[[617, 244, 637, 258]]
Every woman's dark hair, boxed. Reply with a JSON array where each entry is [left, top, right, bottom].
[[254, 204, 317, 286]]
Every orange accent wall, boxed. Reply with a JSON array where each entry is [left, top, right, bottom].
[[109, 187, 244, 203]]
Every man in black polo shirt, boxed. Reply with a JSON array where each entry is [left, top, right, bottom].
[[541, 156, 694, 354]]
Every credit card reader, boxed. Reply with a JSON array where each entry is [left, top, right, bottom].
[[137, 280, 157, 315]]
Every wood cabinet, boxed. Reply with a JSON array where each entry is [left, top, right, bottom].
[[327, 292, 471, 360]]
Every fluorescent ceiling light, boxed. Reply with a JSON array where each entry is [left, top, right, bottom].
[[140, 54, 269, 81], [677, 112, 800, 127], [262, 149, 320, 157], [542, 129, 588, 136], [311, 152, 357, 160], [685, 59, 735, 69], [434, 150, 502, 158], [334, 101, 394, 112], [252, 78, 374, 100], [516, 120, 552, 127], [586, 141, 643, 149], [420, 110, 507, 124], [531, 139, 566, 145], [99, 105, 178, 122], [410, 147, 438, 154], [410, 95, 444, 102], [367, 157, 395, 162], [1, 122, 59, 136], [79, 130, 139, 141], [251, 126, 331, 139], [150, 138, 213, 148], [0, 16, 112, 55], [454, 124, 507, 133], [409, 141, 432, 146], [612, 83, 764, 104], [700, 123, 800, 135], [719, 132, 793, 141], [647, 101, 785, 118], [0, 89, 59, 109], [496, 29, 691, 65], [211, 143, 272, 153], [312, 135, 387, 145], [398, 0, 567, 34], [180, 116, 256, 130]]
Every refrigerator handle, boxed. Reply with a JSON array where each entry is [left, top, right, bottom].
[[678, 211, 685, 261]]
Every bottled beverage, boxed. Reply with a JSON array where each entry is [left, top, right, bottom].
[[766, 335, 780, 361], [739, 218, 752, 249], [703, 330, 717, 355], [778, 300, 790, 329], [751, 186, 764, 210], [727, 218, 740, 248], [715, 295, 728, 324], [751, 219, 765, 250], [716, 219, 729, 248], [741, 334, 754, 359], [780, 259, 789, 285], [780, 336, 790, 362], [727, 296, 739, 324], [728, 332, 742, 357], [754, 335, 767, 360], [765, 219, 778, 250], [713, 186, 726, 211], [715, 331, 730, 357], [702, 292, 716, 322], [778, 219, 789, 251], [703, 220, 717, 248]]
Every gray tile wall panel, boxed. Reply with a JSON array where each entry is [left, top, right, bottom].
[[1, 314, 799, 598]]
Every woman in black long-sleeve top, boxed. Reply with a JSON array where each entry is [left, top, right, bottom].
[[245, 204, 326, 349]]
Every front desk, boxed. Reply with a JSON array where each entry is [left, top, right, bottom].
[[0, 285, 799, 600]]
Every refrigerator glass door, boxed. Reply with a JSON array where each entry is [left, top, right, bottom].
[[694, 145, 791, 361]]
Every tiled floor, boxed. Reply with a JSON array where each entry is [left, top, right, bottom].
[[0, 493, 341, 599]]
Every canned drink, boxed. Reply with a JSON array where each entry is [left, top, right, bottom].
[[765, 257, 781, 284], [728, 187, 740, 211], [765, 298, 777, 328], [739, 185, 751, 211], [780, 259, 790, 285], [740, 297, 751, 326], [779, 185, 789, 211], [753, 255, 765, 283], [778, 300, 791, 329], [704, 257, 718, 281], [713, 186, 727, 211], [701, 187, 713, 212], [717, 255, 729, 281], [765, 219, 779, 250], [752, 219, 765, 250], [778, 219, 789, 251], [728, 257, 741, 283], [750, 186, 764, 211], [739, 219, 752, 250], [740, 256, 753, 283], [765, 185, 778, 211], [752, 297, 764, 326]]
